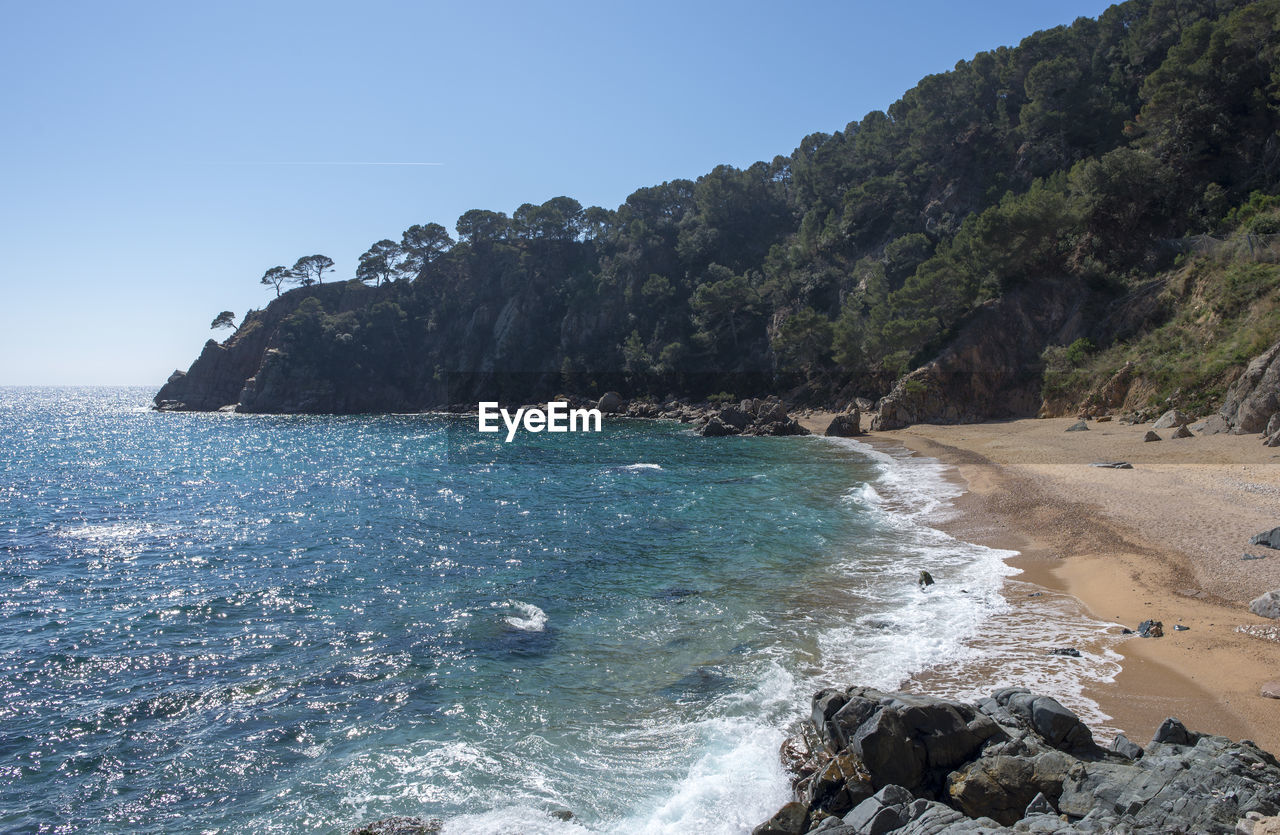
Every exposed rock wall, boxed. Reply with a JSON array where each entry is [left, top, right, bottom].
[[1216, 337, 1280, 437], [873, 279, 1090, 430]]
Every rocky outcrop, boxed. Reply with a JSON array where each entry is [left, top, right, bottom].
[[695, 398, 810, 437], [872, 278, 1090, 430], [1217, 338, 1280, 435], [755, 686, 1280, 834], [825, 409, 863, 437]]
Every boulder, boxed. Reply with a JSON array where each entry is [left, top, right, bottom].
[[840, 785, 912, 834], [947, 751, 1073, 825], [752, 801, 810, 835], [1144, 430, 1162, 442], [1252, 528, 1280, 550], [918, 570, 935, 588], [1219, 338, 1280, 434], [1066, 420, 1089, 432], [700, 417, 738, 437], [1262, 681, 1280, 700], [597, 391, 623, 413], [1250, 590, 1280, 619], [1266, 412, 1280, 438], [1198, 413, 1232, 435], [1137, 619, 1164, 638], [718, 405, 753, 430], [1110, 734, 1143, 760], [825, 410, 863, 438], [1153, 409, 1191, 429], [1171, 424, 1194, 439]]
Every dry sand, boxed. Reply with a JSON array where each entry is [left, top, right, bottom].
[[798, 410, 1280, 751]]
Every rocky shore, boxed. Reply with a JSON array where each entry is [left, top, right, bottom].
[[752, 685, 1280, 835]]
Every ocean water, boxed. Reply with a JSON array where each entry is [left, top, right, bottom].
[[0, 388, 1121, 834]]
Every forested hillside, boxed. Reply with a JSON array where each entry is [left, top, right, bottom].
[[158, 0, 1280, 416]]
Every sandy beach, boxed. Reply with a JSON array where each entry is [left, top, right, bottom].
[[800, 411, 1280, 751]]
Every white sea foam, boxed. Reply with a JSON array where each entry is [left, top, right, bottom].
[[501, 600, 548, 632], [817, 435, 1123, 736], [613, 463, 663, 472]]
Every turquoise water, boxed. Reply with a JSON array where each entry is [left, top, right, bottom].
[[0, 388, 1115, 834]]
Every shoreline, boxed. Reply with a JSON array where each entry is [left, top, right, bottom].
[[803, 412, 1280, 752]]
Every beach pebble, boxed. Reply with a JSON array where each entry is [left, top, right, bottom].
[[1137, 619, 1164, 638], [1174, 624, 1190, 631], [1244, 553, 1269, 561], [1262, 681, 1280, 700], [1091, 461, 1133, 469], [1048, 647, 1081, 657]]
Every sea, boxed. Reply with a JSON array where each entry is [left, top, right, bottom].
[[0, 387, 1122, 834]]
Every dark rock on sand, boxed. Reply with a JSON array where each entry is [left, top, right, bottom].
[[1261, 681, 1280, 700], [1143, 430, 1161, 442], [1173, 624, 1189, 631], [1048, 648, 1081, 657], [757, 685, 1280, 834], [1172, 424, 1194, 439], [1090, 461, 1133, 469], [1252, 528, 1280, 550], [1065, 420, 1089, 432], [1244, 553, 1269, 561], [918, 571, 935, 588], [1137, 619, 1164, 638], [825, 410, 863, 438]]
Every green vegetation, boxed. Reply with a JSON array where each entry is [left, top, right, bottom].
[[210, 311, 236, 330], [232, 0, 1280, 407]]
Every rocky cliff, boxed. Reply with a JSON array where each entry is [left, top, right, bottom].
[[871, 278, 1092, 431]]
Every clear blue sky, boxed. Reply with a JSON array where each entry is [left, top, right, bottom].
[[0, 0, 1116, 385]]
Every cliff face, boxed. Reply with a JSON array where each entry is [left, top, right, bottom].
[[871, 278, 1092, 430]]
